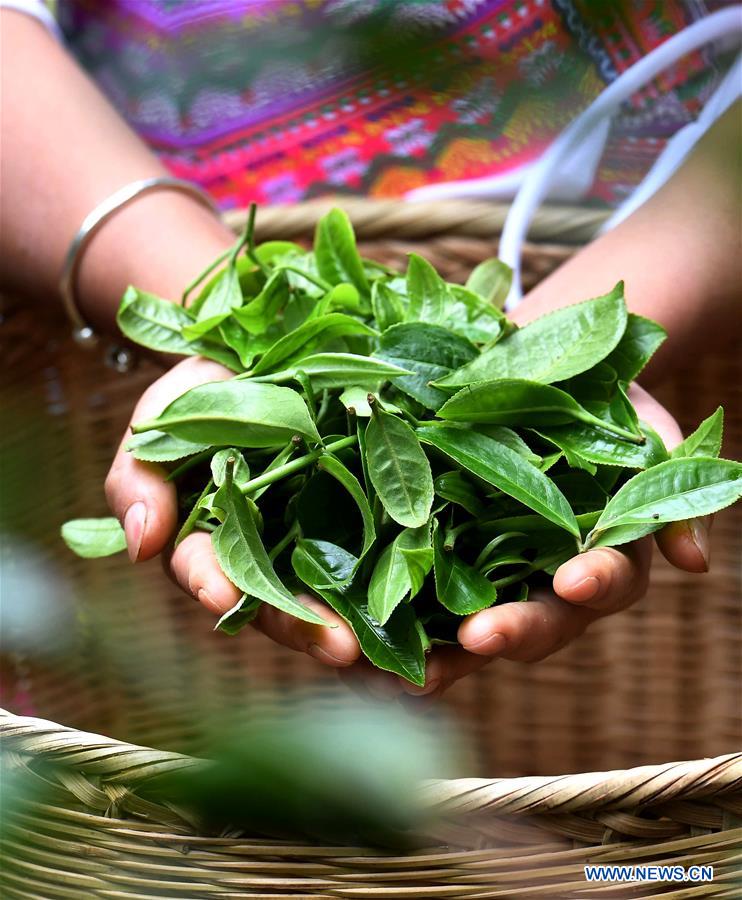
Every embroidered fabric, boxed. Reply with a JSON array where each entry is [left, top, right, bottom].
[[3, 1, 733, 212]]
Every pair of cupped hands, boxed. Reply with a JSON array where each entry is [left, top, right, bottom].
[[105, 351, 710, 701]]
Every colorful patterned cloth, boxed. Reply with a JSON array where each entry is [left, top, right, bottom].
[[53, 0, 730, 209]]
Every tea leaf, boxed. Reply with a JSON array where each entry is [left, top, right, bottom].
[[417, 426, 580, 537], [464, 257, 512, 309], [605, 313, 666, 383], [473, 425, 542, 466], [437, 380, 643, 443], [194, 265, 242, 323], [249, 314, 377, 376], [406, 253, 447, 324], [317, 453, 376, 560], [585, 457, 742, 549], [339, 387, 375, 417], [211, 449, 251, 488], [671, 407, 723, 460], [368, 525, 431, 624], [215, 594, 262, 635], [175, 479, 215, 546], [212, 464, 328, 625], [292, 539, 426, 685], [366, 406, 434, 528], [433, 521, 497, 615], [375, 323, 478, 411], [372, 281, 405, 331], [132, 381, 320, 447], [444, 285, 505, 343], [117, 287, 240, 370], [232, 269, 289, 335], [314, 208, 369, 296], [182, 314, 230, 342], [252, 353, 411, 390], [437, 285, 627, 387], [434, 471, 484, 517], [125, 431, 212, 462], [533, 420, 667, 470], [61, 518, 127, 558]]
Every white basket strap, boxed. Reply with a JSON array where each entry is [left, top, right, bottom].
[[498, 5, 742, 307]]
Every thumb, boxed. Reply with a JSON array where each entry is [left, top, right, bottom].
[[655, 515, 712, 574]]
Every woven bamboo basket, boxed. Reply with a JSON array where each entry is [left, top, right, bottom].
[[1, 200, 740, 898]]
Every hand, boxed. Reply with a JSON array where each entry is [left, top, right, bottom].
[[344, 383, 709, 701], [104, 357, 361, 668]]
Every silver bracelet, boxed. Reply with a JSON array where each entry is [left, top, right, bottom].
[[59, 176, 219, 347]]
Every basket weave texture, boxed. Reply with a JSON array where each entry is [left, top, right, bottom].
[[1, 200, 740, 898]]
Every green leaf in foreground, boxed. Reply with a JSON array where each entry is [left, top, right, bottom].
[[437, 380, 643, 443], [433, 521, 497, 615], [372, 281, 405, 331], [365, 405, 434, 528], [671, 407, 723, 460], [585, 457, 742, 549], [250, 353, 411, 390], [132, 381, 320, 447], [212, 463, 327, 625], [406, 253, 447, 325], [317, 453, 376, 560], [437, 284, 627, 387], [116, 287, 239, 370], [211, 449, 251, 488], [464, 257, 512, 309], [314, 208, 369, 296], [533, 420, 667, 470], [125, 431, 212, 463], [374, 323, 477, 411], [249, 313, 377, 376], [604, 312, 666, 383], [443, 285, 505, 343], [193, 264, 243, 324], [232, 269, 289, 335], [292, 539, 426, 685], [434, 471, 483, 517], [417, 425, 580, 538], [61, 518, 127, 558], [368, 525, 432, 625], [215, 594, 262, 635], [474, 425, 542, 466], [175, 479, 214, 546]]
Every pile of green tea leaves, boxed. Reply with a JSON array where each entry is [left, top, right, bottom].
[[62, 208, 742, 686]]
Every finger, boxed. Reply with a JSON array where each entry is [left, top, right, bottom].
[[458, 592, 597, 663], [552, 540, 652, 612], [253, 595, 360, 668], [622, 385, 711, 572], [105, 357, 232, 561], [400, 645, 490, 698], [628, 383, 684, 450], [169, 531, 242, 614], [655, 515, 711, 573], [338, 659, 406, 699]]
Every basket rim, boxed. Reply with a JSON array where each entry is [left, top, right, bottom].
[[2, 708, 740, 820], [223, 199, 610, 245]]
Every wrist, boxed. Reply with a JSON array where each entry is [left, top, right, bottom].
[[76, 190, 236, 334]]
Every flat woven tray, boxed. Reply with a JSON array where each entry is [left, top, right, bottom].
[[1, 200, 740, 898]]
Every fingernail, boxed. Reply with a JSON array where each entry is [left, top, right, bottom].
[[467, 631, 507, 655], [568, 575, 601, 602], [197, 588, 223, 615], [403, 677, 440, 696], [308, 643, 352, 666], [364, 675, 402, 699], [124, 502, 147, 562], [689, 519, 710, 572]]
